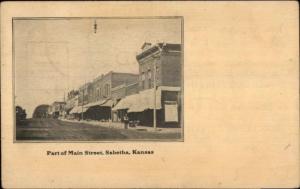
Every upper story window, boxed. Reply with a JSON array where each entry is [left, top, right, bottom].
[[141, 72, 145, 80], [96, 89, 100, 100], [107, 84, 110, 96], [105, 84, 108, 97], [147, 69, 152, 79], [141, 72, 145, 89], [103, 84, 110, 98], [147, 69, 152, 88]]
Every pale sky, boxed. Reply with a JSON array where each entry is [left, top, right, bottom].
[[14, 18, 182, 117]]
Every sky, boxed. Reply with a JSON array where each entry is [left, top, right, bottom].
[[14, 18, 182, 117]]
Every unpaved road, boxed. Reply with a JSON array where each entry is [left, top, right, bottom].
[[16, 118, 181, 141]]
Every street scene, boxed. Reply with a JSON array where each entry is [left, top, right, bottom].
[[16, 118, 181, 141], [14, 17, 183, 141]]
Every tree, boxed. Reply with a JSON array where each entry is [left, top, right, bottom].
[[16, 106, 27, 122]]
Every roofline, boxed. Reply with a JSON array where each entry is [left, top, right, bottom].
[[136, 43, 181, 61], [111, 83, 126, 91], [126, 82, 139, 87], [52, 101, 66, 104], [111, 72, 139, 76], [111, 81, 139, 92]]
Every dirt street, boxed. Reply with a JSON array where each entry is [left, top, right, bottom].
[[16, 118, 181, 141]]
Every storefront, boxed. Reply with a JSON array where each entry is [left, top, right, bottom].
[[84, 99, 113, 121], [112, 86, 181, 127], [69, 106, 88, 120]]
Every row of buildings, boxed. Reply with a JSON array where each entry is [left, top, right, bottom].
[[48, 42, 182, 127]]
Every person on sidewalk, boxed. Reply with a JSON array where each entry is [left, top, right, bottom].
[[123, 114, 129, 129]]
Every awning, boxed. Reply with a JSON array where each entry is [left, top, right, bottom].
[[128, 88, 161, 112], [112, 94, 137, 111], [84, 99, 113, 108], [113, 86, 181, 113], [69, 107, 77, 114], [113, 88, 161, 112], [83, 100, 106, 108], [158, 86, 181, 92], [65, 107, 73, 113], [70, 106, 88, 114], [101, 99, 113, 107]]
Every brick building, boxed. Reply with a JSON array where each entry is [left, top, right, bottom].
[[65, 90, 79, 119], [89, 71, 138, 103], [113, 42, 182, 127], [66, 42, 181, 127], [137, 42, 182, 127], [80, 71, 138, 121], [137, 42, 181, 91], [111, 81, 139, 122], [78, 82, 92, 106]]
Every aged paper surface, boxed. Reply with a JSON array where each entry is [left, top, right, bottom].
[[1, 1, 299, 188]]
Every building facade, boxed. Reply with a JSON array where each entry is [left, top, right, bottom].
[[69, 71, 138, 121], [59, 42, 182, 128], [65, 90, 79, 119], [89, 71, 139, 103], [137, 42, 181, 91], [49, 101, 66, 118], [111, 81, 139, 122], [130, 42, 182, 127], [78, 82, 91, 106]]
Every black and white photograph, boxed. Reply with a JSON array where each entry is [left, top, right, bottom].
[[2, 1, 299, 188], [14, 17, 183, 141]]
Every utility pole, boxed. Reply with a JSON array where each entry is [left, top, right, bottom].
[[153, 45, 163, 130], [110, 100, 113, 127], [63, 92, 66, 118], [81, 87, 84, 120], [153, 63, 157, 130]]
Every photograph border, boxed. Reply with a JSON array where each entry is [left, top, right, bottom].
[[12, 16, 184, 143]]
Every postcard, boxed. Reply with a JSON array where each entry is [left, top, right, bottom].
[[1, 1, 299, 188]]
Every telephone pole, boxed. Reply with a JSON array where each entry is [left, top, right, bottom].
[[81, 87, 84, 120], [153, 64, 157, 130], [153, 45, 162, 130]]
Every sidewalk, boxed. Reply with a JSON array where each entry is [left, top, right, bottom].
[[60, 118, 181, 133]]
